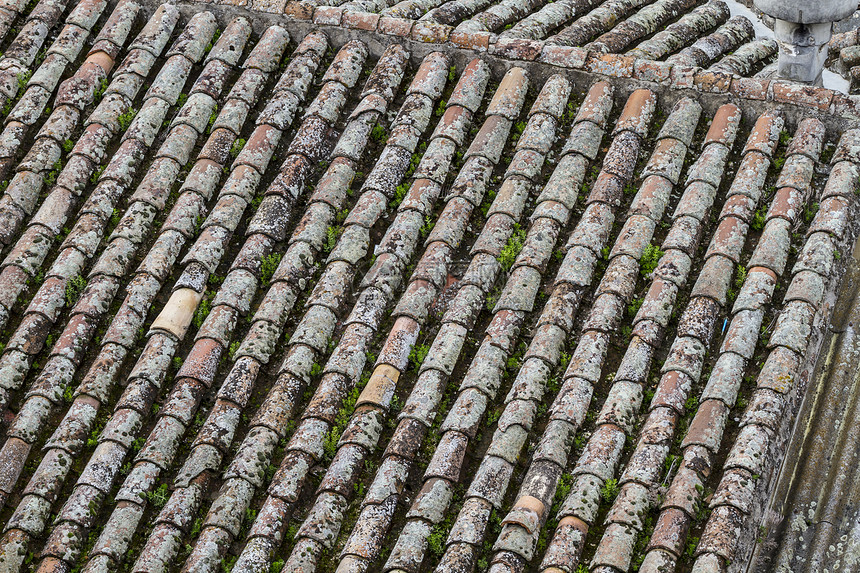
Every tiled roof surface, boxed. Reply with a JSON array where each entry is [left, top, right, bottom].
[[0, 1, 852, 573]]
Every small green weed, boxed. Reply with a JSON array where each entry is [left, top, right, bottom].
[[65, 274, 87, 307], [371, 123, 387, 143], [206, 105, 218, 133], [627, 297, 643, 318], [640, 244, 664, 278], [511, 120, 526, 142], [751, 207, 766, 231], [93, 78, 108, 102], [409, 343, 429, 370], [144, 483, 170, 509], [324, 226, 339, 252], [90, 165, 105, 185], [260, 252, 282, 286], [193, 296, 211, 329], [498, 225, 526, 271], [230, 138, 246, 158], [419, 215, 434, 238], [600, 478, 619, 502], [16, 70, 30, 93], [804, 201, 819, 224], [735, 265, 747, 289], [118, 108, 137, 131]]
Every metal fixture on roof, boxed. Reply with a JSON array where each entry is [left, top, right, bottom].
[[754, 0, 857, 84]]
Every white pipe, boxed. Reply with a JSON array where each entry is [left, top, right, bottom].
[[725, 0, 850, 92]]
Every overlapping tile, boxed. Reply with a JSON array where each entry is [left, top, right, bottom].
[[0, 2, 851, 572]]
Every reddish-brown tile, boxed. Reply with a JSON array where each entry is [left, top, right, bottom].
[[342, 10, 379, 31], [412, 21, 451, 43], [731, 77, 769, 100], [634, 59, 673, 84], [283, 0, 312, 19], [378, 15, 413, 37], [772, 81, 834, 111], [450, 30, 490, 51], [586, 52, 635, 78], [539, 44, 588, 68], [670, 65, 695, 89], [313, 5, 342, 25], [693, 70, 732, 93], [491, 37, 542, 61]]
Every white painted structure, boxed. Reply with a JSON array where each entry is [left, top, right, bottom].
[[754, 0, 856, 84]]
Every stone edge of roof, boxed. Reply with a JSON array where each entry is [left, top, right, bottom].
[[177, 0, 860, 125]]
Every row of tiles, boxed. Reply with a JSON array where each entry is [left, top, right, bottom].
[[0, 8, 852, 573]]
